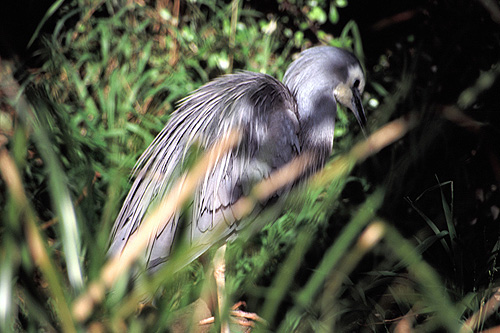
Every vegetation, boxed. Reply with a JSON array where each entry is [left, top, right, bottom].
[[1, 0, 499, 331]]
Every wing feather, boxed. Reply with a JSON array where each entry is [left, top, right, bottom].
[[108, 71, 301, 271]]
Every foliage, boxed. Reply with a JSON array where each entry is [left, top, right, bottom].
[[1, 0, 500, 332]]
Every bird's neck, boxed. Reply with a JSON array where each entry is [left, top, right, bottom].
[[298, 90, 337, 170]]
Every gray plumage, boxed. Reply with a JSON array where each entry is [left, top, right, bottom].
[[108, 46, 366, 271]]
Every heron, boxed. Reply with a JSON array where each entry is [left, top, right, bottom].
[[108, 45, 366, 329]]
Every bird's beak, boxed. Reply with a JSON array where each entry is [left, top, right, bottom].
[[350, 87, 367, 134]]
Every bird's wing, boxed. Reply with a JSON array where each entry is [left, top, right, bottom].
[[108, 71, 300, 271]]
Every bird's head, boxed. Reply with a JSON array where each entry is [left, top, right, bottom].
[[332, 61, 366, 131], [284, 46, 367, 133]]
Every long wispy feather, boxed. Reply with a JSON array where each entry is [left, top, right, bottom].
[[108, 71, 300, 270]]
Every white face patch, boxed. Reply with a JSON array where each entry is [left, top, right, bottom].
[[333, 64, 365, 109], [346, 65, 365, 93], [333, 83, 352, 108]]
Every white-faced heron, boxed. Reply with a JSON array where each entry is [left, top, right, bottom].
[[108, 45, 366, 329]]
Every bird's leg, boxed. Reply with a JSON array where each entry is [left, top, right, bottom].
[[198, 302, 266, 328], [213, 244, 230, 333], [198, 244, 266, 332], [230, 302, 266, 324]]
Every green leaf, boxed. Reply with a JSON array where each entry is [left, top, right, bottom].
[[308, 7, 327, 24], [329, 4, 339, 24]]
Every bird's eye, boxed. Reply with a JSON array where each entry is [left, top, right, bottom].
[[353, 79, 360, 88]]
